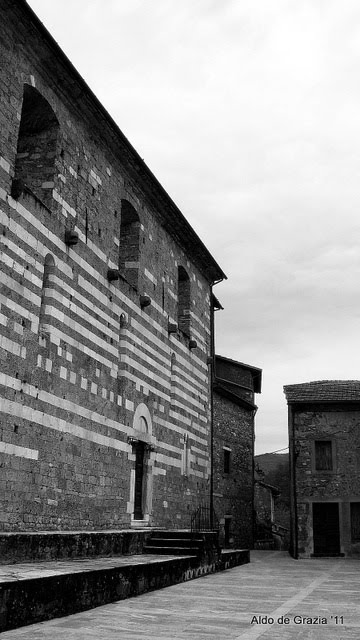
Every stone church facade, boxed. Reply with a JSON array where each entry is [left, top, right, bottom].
[[0, 0, 226, 531]]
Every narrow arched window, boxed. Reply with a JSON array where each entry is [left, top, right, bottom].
[[170, 352, 176, 401], [177, 266, 191, 336], [119, 200, 140, 290], [13, 85, 59, 206], [39, 253, 55, 331]]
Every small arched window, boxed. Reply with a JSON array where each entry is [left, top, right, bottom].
[[177, 266, 191, 336], [39, 253, 56, 331], [119, 200, 140, 290], [13, 84, 59, 206], [170, 352, 176, 401]]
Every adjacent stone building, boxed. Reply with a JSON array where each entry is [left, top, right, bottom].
[[213, 356, 262, 548], [0, 0, 226, 532], [284, 380, 360, 558]]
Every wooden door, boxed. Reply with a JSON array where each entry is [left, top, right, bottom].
[[134, 442, 145, 520], [312, 502, 340, 556]]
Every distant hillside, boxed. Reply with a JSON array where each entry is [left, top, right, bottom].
[[255, 452, 290, 529], [255, 452, 289, 476]]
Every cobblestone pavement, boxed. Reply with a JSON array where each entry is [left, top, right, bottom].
[[2, 551, 360, 639]]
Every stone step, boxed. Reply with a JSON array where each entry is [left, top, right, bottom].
[[147, 538, 204, 547], [0, 530, 153, 564], [143, 545, 200, 555], [150, 530, 197, 539], [0, 549, 250, 632]]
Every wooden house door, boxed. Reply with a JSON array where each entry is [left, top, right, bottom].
[[312, 502, 340, 556]]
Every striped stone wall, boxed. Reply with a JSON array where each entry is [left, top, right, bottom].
[[0, 1, 219, 531]]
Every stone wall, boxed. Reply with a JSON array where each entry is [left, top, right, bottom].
[[292, 405, 360, 558], [0, 0, 223, 531], [213, 393, 254, 548]]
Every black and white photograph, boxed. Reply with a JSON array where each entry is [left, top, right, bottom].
[[0, 1, 359, 637]]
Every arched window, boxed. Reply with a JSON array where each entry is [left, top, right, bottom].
[[170, 352, 176, 401], [119, 200, 140, 290], [13, 85, 59, 206], [177, 266, 191, 336], [39, 253, 56, 331]]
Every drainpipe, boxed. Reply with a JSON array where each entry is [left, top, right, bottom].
[[209, 287, 215, 530], [209, 279, 224, 531]]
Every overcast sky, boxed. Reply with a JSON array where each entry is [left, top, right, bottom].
[[27, 0, 360, 455]]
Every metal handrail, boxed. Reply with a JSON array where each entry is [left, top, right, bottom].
[[191, 504, 219, 533]]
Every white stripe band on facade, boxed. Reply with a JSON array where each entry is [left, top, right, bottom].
[[0, 441, 39, 460]]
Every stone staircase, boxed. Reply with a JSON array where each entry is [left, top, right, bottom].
[[144, 530, 204, 556], [0, 530, 249, 632]]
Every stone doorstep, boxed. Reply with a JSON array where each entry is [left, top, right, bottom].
[[0, 549, 249, 633]]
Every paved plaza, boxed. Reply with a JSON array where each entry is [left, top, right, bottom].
[[2, 550, 360, 639]]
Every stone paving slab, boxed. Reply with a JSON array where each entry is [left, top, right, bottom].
[[2, 550, 360, 639]]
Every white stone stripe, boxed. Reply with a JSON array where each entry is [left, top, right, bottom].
[[77, 275, 124, 316], [167, 288, 177, 301], [43, 304, 119, 357], [49, 274, 119, 330], [192, 445, 208, 456], [144, 268, 157, 285], [43, 286, 118, 342], [118, 356, 207, 416], [0, 203, 73, 279], [1, 271, 41, 308], [75, 225, 116, 269], [121, 330, 169, 368], [0, 235, 43, 274], [52, 189, 77, 218], [43, 324, 118, 374], [0, 398, 129, 453], [0, 372, 133, 440], [0, 251, 42, 289], [172, 371, 207, 402], [187, 325, 207, 349], [2, 192, 209, 370], [3, 194, 210, 370], [0, 292, 38, 326], [169, 409, 191, 426], [0, 157, 11, 173], [155, 452, 182, 469], [154, 416, 208, 447], [117, 369, 168, 402], [131, 317, 208, 380], [121, 327, 208, 397], [119, 340, 170, 379], [191, 309, 211, 335], [192, 469, 208, 478], [0, 441, 38, 460], [0, 334, 26, 359]]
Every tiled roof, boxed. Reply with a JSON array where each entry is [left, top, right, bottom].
[[283, 380, 360, 403]]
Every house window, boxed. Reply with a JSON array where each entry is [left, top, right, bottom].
[[223, 448, 231, 474], [14, 84, 59, 206], [351, 503, 360, 543], [315, 440, 333, 470], [177, 266, 191, 336], [119, 200, 140, 290]]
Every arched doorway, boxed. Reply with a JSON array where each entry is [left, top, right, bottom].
[[128, 405, 155, 525], [133, 416, 148, 520]]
